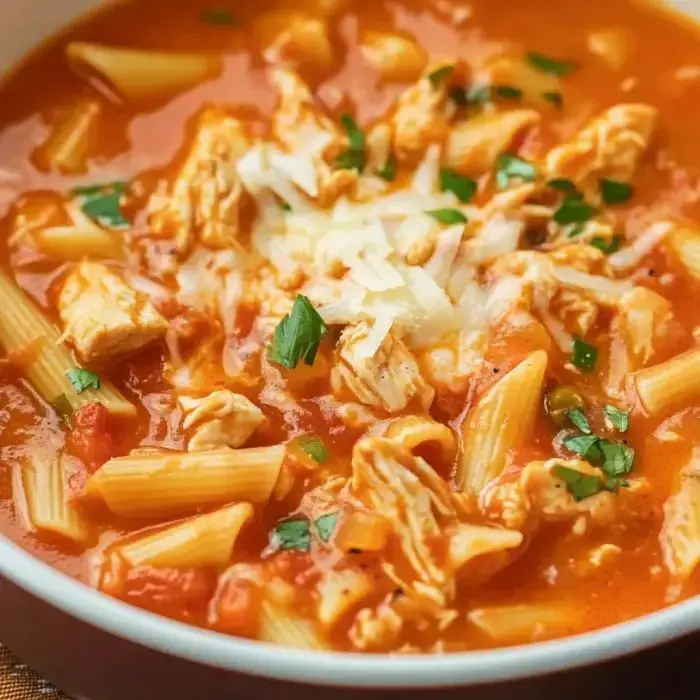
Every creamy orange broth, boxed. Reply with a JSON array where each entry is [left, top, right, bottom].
[[0, 0, 699, 652]]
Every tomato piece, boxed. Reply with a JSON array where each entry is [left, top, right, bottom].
[[67, 403, 114, 472]]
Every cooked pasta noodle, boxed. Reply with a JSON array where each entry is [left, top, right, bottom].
[[667, 225, 700, 280]]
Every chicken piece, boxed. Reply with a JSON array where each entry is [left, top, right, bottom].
[[391, 60, 456, 159], [58, 261, 167, 361], [317, 569, 374, 628], [544, 103, 657, 192], [349, 599, 404, 651], [270, 68, 356, 204], [444, 110, 540, 176], [483, 458, 649, 532], [661, 473, 700, 579], [149, 109, 250, 254], [331, 322, 434, 413], [178, 390, 266, 451]]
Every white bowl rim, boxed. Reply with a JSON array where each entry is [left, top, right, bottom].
[[0, 533, 698, 687]]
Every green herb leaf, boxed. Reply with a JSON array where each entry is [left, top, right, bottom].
[[496, 154, 537, 190], [571, 337, 598, 373], [297, 435, 329, 464], [566, 222, 586, 239], [335, 149, 366, 172], [376, 155, 397, 182], [340, 113, 365, 151], [566, 407, 591, 434], [600, 178, 633, 205], [553, 198, 596, 225], [268, 295, 328, 370], [72, 181, 129, 229], [547, 178, 578, 195], [552, 465, 607, 502], [542, 91, 563, 107], [440, 168, 478, 203], [527, 51, 577, 76], [427, 65, 454, 86], [273, 518, 311, 552], [425, 208, 468, 224], [599, 440, 635, 477], [66, 368, 101, 394], [335, 114, 366, 172], [494, 85, 522, 100], [314, 512, 338, 543], [563, 434, 603, 462], [590, 235, 622, 254], [604, 405, 629, 433], [202, 6, 237, 25]]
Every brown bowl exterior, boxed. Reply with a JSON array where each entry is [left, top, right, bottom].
[[0, 572, 698, 700]]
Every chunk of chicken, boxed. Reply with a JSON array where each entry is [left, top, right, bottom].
[[483, 458, 650, 532], [391, 60, 456, 159], [544, 103, 657, 192], [445, 110, 540, 176], [349, 599, 404, 651], [58, 261, 167, 361], [149, 109, 250, 253], [661, 473, 700, 579], [178, 390, 266, 451], [270, 68, 356, 204], [331, 322, 434, 413]]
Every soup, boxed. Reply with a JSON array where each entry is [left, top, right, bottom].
[[1, 0, 700, 654]]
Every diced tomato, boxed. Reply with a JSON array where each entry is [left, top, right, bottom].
[[211, 577, 263, 637], [67, 403, 114, 472]]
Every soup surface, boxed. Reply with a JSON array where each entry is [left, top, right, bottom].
[[1, 0, 700, 653]]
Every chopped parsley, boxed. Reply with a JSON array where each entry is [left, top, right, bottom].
[[526, 51, 577, 76], [494, 85, 523, 100], [202, 6, 237, 25], [425, 208, 468, 224], [273, 518, 311, 552], [604, 405, 629, 433], [600, 178, 633, 205], [277, 198, 291, 212], [66, 368, 101, 394], [571, 337, 598, 373], [376, 154, 397, 182], [427, 65, 454, 86], [566, 407, 591, 434], [553, 197, 596, 225], [542, 91, 563, 107], [51, 393, 73, 422], [71, 181, 129, 229], [563, 435, 635, 479], [496, 154, 537, 190], [449, 84, 523, 106], [590, 235, 622, 254], [336, 114, 366, 173], [439, 168, 477, 203], [315, 512, 339, 543], [297, 435, 329, 464], [268, 295, 328, 370], [563, 434, 603, 462], [547, 178, 578, 196], [552, 465, 608, 502]]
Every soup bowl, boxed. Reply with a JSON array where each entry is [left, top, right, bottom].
[[0, 1, 700, 699]]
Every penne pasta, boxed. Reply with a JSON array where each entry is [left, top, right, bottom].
[[448, 523, 523, 571], [382, 415, 457, 471], [317, 569, 374, 628], [85, 445, 287, 518], [334, 510, 392, 552], [0, 269, 134, 417], [457, 350, 548, 496], [35, 225, 122, 261], [33, 99, 102, 174], [632, 347, 700, 416], [18, 452, 91, 544], [468, 603, 584, 642], [660, 475, 700, 579], [118, 502, 253, 569], [66, 42, 223, 101], [667, 225, 700, 280]]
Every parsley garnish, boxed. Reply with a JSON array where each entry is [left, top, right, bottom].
[[526, 52, 577, 76], [547, 178, 578, 196], [376, 155, 397, 182], [273, 518, 311, 552], [336, 114, 366, 173], [51, 393, 73, 422], [553, 198, 596, 225], [315, 513, 338, 543], [66, 368, 101, 394], [542, 91, 563, 107], [427, 65, 454, 86], [494, 85, 522, 100], [604, 405, 629, 433], [268, 295, 328, 370], [590, 235, 622, 254], [440, 168, 477, 203], [425, 208, 468, 224], [566, 407, 591, 434], [297, 435, 329, 464], [449, 84, 523, 105], [563, 435, 635, 479], [600, 178, 633, 205], [563, 434, 603, 462], [571, 337, 598, 373], [552, 465, 608, 502], [202, 6, 237, 25], [496, 154, 537, 190], [71, 181, 129, 229]]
